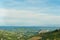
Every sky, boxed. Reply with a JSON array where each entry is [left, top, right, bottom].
[[0, 0, 60, 26]]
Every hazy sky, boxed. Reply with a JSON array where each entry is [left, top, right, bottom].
[[0, 0, 60, 26]]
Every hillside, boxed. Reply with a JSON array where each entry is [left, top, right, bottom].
[[28, 29, 60, 40], [0, 27, 59, 40], [42, 29, 60, 40]]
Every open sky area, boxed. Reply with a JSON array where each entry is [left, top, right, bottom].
[[0, 0, 60, 26]]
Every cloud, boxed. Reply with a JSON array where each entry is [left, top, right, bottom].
[[0, 8, 8, 17], [0, 0, 60, 26], [3, 0, 49, 9], [0, 8, 59, 26], [26, 0, 48, 5]]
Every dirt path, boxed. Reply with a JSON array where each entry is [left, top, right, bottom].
[[29, 36, 42, 40]]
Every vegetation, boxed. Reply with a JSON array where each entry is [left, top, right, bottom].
[[0, 30, 37, 40], [28, 29, 60, 40], [41, 29, 60, 40], [0, 28, 60, 40]]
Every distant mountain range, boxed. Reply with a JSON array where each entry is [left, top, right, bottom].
[[0, 26, 60, 32]]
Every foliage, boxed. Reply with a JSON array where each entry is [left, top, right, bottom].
[[0, 28, 60, 40], [42, 29, 60, 40]]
